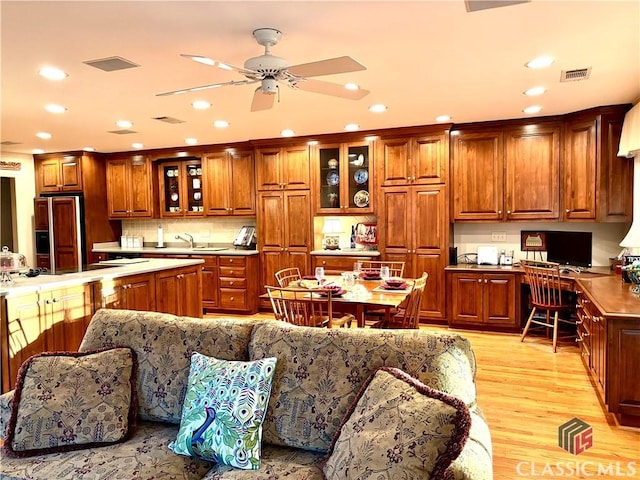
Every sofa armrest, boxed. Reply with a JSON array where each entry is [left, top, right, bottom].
[[0, 389, 15, 441]]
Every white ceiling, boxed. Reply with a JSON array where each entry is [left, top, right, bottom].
[[1, 0, 639, 155]]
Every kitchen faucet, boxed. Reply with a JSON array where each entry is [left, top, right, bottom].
[[175, 233, 194, 249]]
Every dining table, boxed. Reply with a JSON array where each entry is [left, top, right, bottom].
[[262, 275, 414, 328]]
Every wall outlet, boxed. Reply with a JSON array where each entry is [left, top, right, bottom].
[[491, 231, 507, 242]]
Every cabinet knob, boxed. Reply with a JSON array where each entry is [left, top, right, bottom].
[[566, 209, 570, 213], [507, 210, 511, 215], [229, 281, 234, 286], [229, 259, 234, 263], [498, 210, 502, 215], [484, 278, 488, 283], [229, 270, 234, 275], [322, 261, 326, 265], [593, 316, 601, 323], [230, 296, 235, 301], [478, 279, 482, 283]]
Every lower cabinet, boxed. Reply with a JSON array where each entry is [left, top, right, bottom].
[[97, 273, 156, 312], [155, 266, 202, 318], [447, 270, 519, 331], [218, 256, 259, 313], [3, 284, 93, 392]]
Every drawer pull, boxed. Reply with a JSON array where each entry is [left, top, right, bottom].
[[230, 296, 234, 301], [229, 281, 234, 286], [592, 316, 601, 323]]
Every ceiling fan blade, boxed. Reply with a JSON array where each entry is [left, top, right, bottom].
[[251, 88, 276, 112], [287, 56, 366, 78], [157, 79, 257, 97], [295, 78, 369, 100], [180, 54, 257, 76]]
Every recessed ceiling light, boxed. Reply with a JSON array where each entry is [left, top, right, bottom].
[[345, 83, 360, 91], [344, 123, 359, 132], [524, 86, 546, 96], [185, 138, 198, 145], [192, 100, 211, 110], [523, 105, 542, 114], [83, 147, 95, 152], [369, 104, 387, 113], [132, 143, 144, 149], [116, 120, 133, 128], [526, 56, 554, 69], [36, 132, 52, 139], [213, 120, 229, 128], [32, 148, 45, 154], [436, 115, 452, 122], [281, 129, 295, 137], [44, 104, 67, 114], [39, 66, 67, 80]]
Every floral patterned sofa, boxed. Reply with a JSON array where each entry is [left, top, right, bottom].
[[0, 308, 492, 479]]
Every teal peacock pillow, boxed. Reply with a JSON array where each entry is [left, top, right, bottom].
[[168, 352, 278, 470]]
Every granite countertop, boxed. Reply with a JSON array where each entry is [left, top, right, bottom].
[[0, 258, 204, 297], [93, 242, 258, 256], [310, 249, 380, 256]]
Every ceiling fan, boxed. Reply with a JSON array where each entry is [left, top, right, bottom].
[[157, 27, 370, 111]]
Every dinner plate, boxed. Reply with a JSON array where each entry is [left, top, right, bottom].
[[360, 272, 381, 280], [326, 171, 340, 186], [318, 289, 346, 297], [354, 168, 368, 184], [354, 190, 369, 208], [383, 282, 409, 290]]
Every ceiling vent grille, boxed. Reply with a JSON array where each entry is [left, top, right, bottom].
[[465, 0, 530, 12], [0, 141, 22, 145], [108, 129, 138, 135], [84, 56, 140, 72], [560, 68, 591, 82], [153, 116, 185, 124]]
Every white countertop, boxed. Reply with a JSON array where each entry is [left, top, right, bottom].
[[311, 249, 380, 256], [93, 243, 258, 256], [0, 258, 204, 297]]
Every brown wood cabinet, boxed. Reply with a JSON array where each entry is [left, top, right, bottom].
[[203, 150, 255, 216], [106, 154, 154, 218], [155, 265, 202, 318], [447, 270, 519, 330], [563, 118, 597, 220], [97, 273, 156, 312], [218, 256, 259, 313], [196, 255, 219, 311], [35, 154, 83, 193], [255, 144, 310, 190], [158, 158, 204, 218], [258, 190, 311, 306], [377, 130, 449, 186], [378, 185, 449, 320]]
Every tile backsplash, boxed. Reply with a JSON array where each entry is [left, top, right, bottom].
[[122, 218, 256, 246]]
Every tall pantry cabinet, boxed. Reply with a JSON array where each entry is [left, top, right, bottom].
[[376, 126, 451, 321]]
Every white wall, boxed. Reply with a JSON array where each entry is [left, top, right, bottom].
[[0, 153, 36, 263], [452, 222, 630, 267]]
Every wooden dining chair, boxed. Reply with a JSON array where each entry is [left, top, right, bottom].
[[265, 286, 354, 328], [371, 272, 428, 329], [359, 260, 405, 278], [274, 267, 302, 287], [520, 260, 576, 352]]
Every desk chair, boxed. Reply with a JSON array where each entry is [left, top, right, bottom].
[[371, 272, 428, 329], [520, 260, 576, 352], [275, 267, 302, 287], [265, 286, 354, 328]]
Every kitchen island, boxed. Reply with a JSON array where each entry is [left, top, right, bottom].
[[1, 258, 204, 393]]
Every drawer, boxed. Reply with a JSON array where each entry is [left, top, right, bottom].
[[191, 255, 218, 267], [220, 289, 247, 309], [219, 266, 246, 278], [219, 277, 247, 289], [220, 256, 246, 267]]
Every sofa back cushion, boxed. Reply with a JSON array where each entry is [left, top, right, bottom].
[[249, 324, 478, 453], [79, 309, 257, 424]]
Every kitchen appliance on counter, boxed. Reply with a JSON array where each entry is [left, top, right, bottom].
[[233, 225, 257, 250], [477, 246, 499, 265], [34, 195, 84, 273], [354, 222, 377, 250]]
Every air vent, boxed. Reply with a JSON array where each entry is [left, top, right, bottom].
[[465, 0, 530, 12], [560, 68, 591, 82], [153, 116, 185, 124], [84, 56, 140, 72], [0, 140, 22, 145], [108, 129, 138, 135]]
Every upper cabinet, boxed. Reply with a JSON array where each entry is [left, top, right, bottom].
[[377, 130, 449, 186], [255, 144, 310, 190], [106, 154, 154, 219], [35, 153, 84, 194], [158, 158, 203, 218], [313, 141, 373, 214], [203, 149, 255, 216]]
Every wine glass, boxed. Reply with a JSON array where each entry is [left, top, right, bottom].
[[353, 261, 362, 275], [315, 266, 325, 285], [342, 271, 356, 289], [380, 265, 390, 282]]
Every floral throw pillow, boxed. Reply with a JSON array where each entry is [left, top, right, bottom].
[[169, 353, 278, 470], [323, 367, 471, 480], [4, 347, 137, 457]]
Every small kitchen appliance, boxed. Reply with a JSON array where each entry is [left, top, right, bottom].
[[233, 226, 257, 249], [477, 246, 499, 265]]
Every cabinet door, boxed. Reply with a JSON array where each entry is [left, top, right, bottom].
[[413, 133, 448, 184], [99, 278, 127, 309], [155, 270, 181, 315], [452, 131, 504, 221], [230, 151, 256, 215], [199, 257, 219, 310], [482, 274, 517, 326], [505, 125, 560, 220], [377, 137, 412, 186], [128, 155, 153, 217], [49, 284, 92, 352], [106, 158, 131, 218], [600, 115, 633, 222], [51, 197, 80, 270], [378, 187, 411, 254], [203, 153, 231, 215], [34, 197, 49, 230], [125, 274, 156, 311], [181, 267, 202, 317], [414, 253, 446, 320], [60, 156, 83, 191], [256, 148, 282, 190], [39, 158, 61, 193], [344, 143, 372, 213], [608, 319, 640, 420], [159, 163, 184, 217], [450, 273, 483, 324], [281, 145, 310, 190], [564, 119, 597, 220]]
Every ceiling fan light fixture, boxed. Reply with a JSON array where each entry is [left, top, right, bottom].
[[261, 77, 278, 94]]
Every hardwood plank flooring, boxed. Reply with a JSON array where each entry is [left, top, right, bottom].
[[206, 313, 639, 477]]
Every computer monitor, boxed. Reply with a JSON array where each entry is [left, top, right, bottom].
[[545, 231, 592, 268]]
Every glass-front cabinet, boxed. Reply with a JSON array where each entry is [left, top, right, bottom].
[[314, 142, 373, 214], [158, 158, 203, 217]]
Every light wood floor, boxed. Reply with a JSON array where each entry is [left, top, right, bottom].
[[206, 313, 640, 477]]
